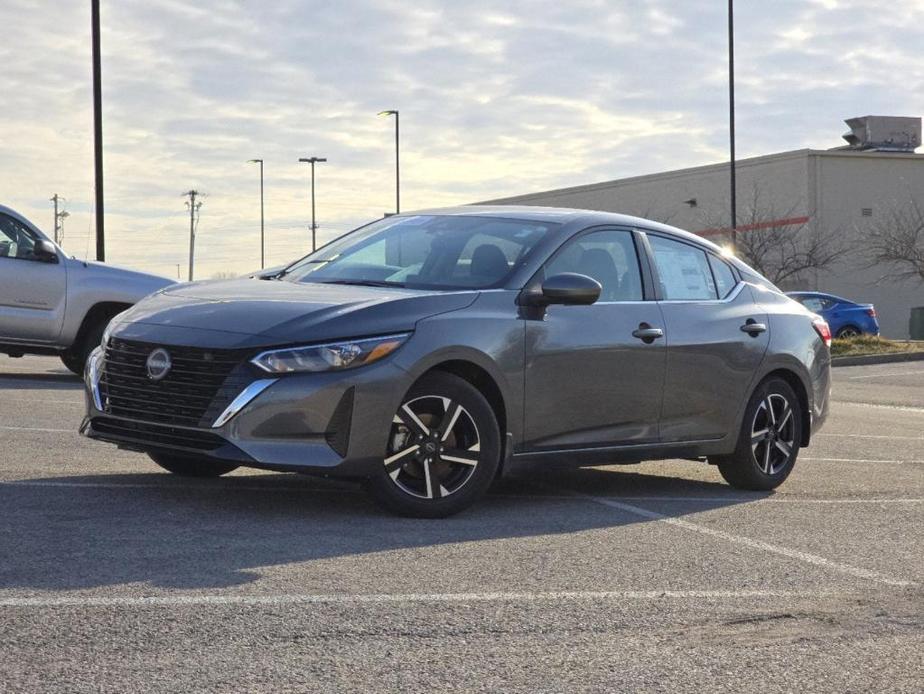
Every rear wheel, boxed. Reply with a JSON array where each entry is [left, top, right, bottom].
[[835, 325, 860, 339], [148, 452, 239, 478], [364, 372, 501, 518], [713, 377, 802, 491]]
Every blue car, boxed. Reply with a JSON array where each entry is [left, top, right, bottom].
[[786, 292, 879, 338]]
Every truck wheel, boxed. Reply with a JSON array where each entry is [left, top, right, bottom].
[[60, 316, 110, 375], [148, 453, 239, 477]]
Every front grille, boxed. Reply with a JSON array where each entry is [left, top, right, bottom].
[[99, 339, 254, 427], [91, 416, 226, 451]]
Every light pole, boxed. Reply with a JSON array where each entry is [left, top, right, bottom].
[[248, 159, 265, 268], [378, 110, 400, 214], [91, 0, 105, 261], [728, 0, 737, 252], [298, 157, 327, 252]]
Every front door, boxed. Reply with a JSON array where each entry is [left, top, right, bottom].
[[523, 228, 666, 450], [645, 233, 769, 441], [0, 214, 67, 343]]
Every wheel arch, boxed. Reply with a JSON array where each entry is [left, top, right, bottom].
[[759, 368, 812, 447], [414, 359, 510, 475], [70, 301, 131, 351]]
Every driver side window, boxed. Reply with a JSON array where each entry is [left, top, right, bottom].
[[0, 214, 37, 260], [544, 229, 643, 301]]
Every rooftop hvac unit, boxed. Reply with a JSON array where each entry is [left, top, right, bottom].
[[842, 116, 921, 152]]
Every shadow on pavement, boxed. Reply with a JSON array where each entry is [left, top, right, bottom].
[[0, 465, 768, 591], [0, 372, 83, 389]]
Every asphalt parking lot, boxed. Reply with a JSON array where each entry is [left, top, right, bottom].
[[1, 356, 922, 692]]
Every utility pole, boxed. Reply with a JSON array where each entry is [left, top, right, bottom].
[[248, 159, 265, 268], [378, 110, 400, 214], [91, 0, 105, 261], [50, 195, 69, 245], [728, 0, 737, 252], [51, 194, 60, 244], [184, 190, 202, 281], [298, 157, 327, 252]]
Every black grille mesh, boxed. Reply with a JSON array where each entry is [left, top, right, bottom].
[[99, 339, 252, 427], [91, 417, 226, 451]]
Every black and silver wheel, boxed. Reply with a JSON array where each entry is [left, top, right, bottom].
[[835, 325, 860, 339], [713, 378, 802, 490], [148, 452, 239, 478], [364, 372, 500, 517]]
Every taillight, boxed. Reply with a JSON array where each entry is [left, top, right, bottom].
[[812, 316, 832, 347], [867, 307, 877, 319]]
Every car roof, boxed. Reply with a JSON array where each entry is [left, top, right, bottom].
[[405, 205, 727, 254]]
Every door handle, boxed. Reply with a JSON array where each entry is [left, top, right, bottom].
[[740, 319, 767, 336], [632, 324, 664, 343]]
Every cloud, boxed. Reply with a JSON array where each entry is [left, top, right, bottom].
[[1, 0, 923, 278]]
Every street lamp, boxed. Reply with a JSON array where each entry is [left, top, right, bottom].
[[248, 159, 265, 268], [378, 110, 400, 214], [298, 156, 327, 252], [728, 0, 737, 252]]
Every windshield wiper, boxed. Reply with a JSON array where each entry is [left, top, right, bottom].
[[315, 279, 406, 288]]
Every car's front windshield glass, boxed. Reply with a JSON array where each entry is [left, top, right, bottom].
[[282, 215, 556, 290]]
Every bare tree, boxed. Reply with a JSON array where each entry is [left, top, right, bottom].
[[702, 185, 849, 288], [864, 199, 924, 283]]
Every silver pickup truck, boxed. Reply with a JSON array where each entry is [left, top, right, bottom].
[[0, 204, 174, 374]]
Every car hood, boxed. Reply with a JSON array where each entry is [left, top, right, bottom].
[[66, 257, 174, 286], [113, 278, 479, 348]]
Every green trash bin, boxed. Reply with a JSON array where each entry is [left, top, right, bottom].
[[911, 306, 924, 339]]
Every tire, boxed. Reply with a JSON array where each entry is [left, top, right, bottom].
[[148, 452, 239, 478], [835, 325, 860, 339], [363, 372, 501, 518], [712, 377, 802, 491], [60, 316, 110, 375]]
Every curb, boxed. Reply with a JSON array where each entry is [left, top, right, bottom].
[[832, 351, 924, 367]]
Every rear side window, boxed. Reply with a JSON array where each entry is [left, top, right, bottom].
[[800, 296, 833, 312], [648, 235, 716, 300], [708, 255, 737, 298]]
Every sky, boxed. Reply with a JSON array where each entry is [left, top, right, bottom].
[[2, 0, 924, 279]]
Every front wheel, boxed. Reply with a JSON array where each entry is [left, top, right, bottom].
[[363, 372, 501, 518], [148, 452, 239, 478], [712, 377, 802, 491]]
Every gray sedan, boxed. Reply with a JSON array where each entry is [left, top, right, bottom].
[[81, 207, 831, 517]]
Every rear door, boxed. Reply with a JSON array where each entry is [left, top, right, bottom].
[[523, 227, 666, 450], [643, 232, 769, 442], [0, 213, 67, 343]]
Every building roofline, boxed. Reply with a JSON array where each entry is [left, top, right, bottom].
[[480, 147, 924, 204]]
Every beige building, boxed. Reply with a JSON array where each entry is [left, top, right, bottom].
[[484, 117, 924, 338]]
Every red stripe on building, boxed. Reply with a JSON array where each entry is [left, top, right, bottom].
[[696, 216, 811, 237]]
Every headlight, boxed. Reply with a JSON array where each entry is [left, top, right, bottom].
[[251, 333, 410, 374]]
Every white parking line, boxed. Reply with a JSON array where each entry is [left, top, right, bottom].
[[0, 425, 74, 433], [801, 456, 919, 465], [0, 589, 849, 609], [817, 433, 924, 441], [833, 402, 924, 413], [847, 369, 924, 380], [561, 489, 915, 587]]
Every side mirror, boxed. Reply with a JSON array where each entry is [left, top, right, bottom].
[[33, 239, 59, 264], [534, 273, 601, 306]]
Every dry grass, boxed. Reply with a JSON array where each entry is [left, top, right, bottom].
[[831, 334, 924, 357]]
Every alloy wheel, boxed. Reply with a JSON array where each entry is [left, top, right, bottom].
[[385, 395, 482, 500], [750, 393, 796, 475]]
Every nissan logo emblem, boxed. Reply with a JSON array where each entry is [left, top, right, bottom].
[[145, 348, 172, 381]]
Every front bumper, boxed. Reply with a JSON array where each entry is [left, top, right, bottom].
[[81, 344, 411, 477]]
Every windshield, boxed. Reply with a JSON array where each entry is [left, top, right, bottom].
[[282, 215, 556, 290]]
